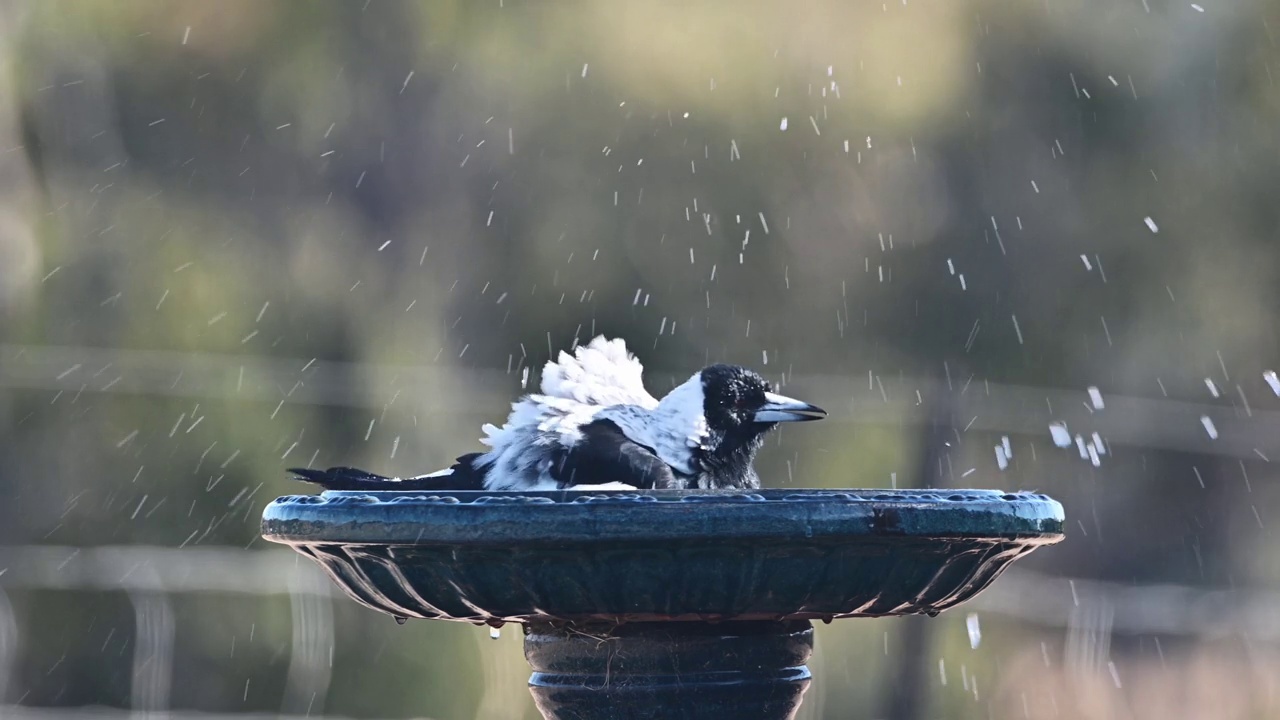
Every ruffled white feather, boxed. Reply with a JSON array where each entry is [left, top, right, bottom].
[[473, 336, 708, 488], [539, 336, 658, 409]]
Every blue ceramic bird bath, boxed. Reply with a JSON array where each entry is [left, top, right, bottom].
[[261, 489, 1064, 719]]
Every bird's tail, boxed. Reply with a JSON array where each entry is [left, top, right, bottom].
[[287, 459, 484, 492]]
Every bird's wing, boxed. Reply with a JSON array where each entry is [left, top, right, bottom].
[[474, 395, 597, 489], [473, 336, 660, 490], [597, 400, 705, 477], [539, 336, 658, 409], [549, 419, 682, 489]]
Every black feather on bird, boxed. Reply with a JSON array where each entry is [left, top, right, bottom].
[[288, 337, 824, 493]]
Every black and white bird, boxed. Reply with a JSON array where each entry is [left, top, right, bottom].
[[289, 336, 825, 492]]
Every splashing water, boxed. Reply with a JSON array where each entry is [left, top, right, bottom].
[[1265, 370, 1280, 396], [966, 613, 982, 649], [1200, 415, 1219, 440], [1049, 422, 1072, 448], [1087, 386, 1105, 410]]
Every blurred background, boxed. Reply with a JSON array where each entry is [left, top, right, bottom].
[[1, 0, 1279, 718]]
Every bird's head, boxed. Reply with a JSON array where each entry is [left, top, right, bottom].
[[658, 363, 825, 487]]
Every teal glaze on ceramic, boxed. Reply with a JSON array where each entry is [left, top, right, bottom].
[[262, 489, 1063, 624], [262, 488, 1063, 719], [524, 620, 816, 720]]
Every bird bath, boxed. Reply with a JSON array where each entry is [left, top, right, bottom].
[[261, 488, 1064, 719]]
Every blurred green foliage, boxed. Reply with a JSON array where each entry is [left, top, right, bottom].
[[2, 0, 1280, 718]]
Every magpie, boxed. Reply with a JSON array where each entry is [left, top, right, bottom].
[[288, 336, 825, 492]]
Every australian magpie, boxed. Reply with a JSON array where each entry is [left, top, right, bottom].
[[288, 336, 825, 491]]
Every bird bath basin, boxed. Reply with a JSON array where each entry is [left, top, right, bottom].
[[262, 488, 1064, 719]]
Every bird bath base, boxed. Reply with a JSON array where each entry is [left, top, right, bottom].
[[526, 620, 813, 720], [262, 488, 1063, 719]]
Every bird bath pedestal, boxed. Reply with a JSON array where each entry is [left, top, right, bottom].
[[262, 489, 1064, 719]]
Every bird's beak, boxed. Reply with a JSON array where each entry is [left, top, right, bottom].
[[754, 392, 827, 423]]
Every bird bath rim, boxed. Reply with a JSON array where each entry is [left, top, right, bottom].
[[261, 488, 1064, 625], [263, 487, 1064, 543]]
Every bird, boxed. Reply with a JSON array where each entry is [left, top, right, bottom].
[[288, 336, 825, 492]]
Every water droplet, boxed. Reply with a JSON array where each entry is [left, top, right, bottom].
[[1049, 422, 1072, 448], [1087, 386, 1105, 409], [1200, 415, 1219, 440], [1264, 370, 1280, 396], [966, 613, 981, 649]]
